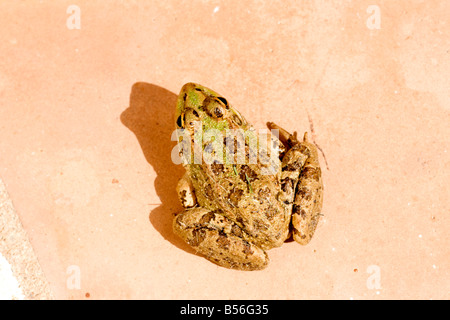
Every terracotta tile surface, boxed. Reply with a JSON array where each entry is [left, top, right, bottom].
[[0, 1, 448, 299]]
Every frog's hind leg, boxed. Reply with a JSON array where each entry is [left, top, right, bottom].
[[290, 133, 323, 245], [270, 122, 323, 245], [173, 208, 268, 270]]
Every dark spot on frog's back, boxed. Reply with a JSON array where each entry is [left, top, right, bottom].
[[189, 229, 206, 247], [204, 184, 214, 199], [257, 187, 271, 203], [199, 212, 216, 224], [239, 165, 257, 182], [298, 186, 312, 201], [265, 205, 278, 220], [229, 187, 244, 207], [216, 232, 230, 249], [211, 162, 224, 175]]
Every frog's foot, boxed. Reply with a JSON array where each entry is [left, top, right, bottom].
[[267, 121, 300, 149], [176, 173, 197, 208], [173, 208, 269, 270]]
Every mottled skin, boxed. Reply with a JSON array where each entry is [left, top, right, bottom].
[[173, 83, 323, 270]]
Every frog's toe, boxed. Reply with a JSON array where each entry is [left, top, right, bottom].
[[267, 122, 299, 148]]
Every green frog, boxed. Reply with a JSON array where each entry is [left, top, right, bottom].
[[172, 83, 323, 270]]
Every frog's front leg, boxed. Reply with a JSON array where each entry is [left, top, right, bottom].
[[176, 172, 197, 208], [268, 122, 323, 245], [173, 208, 268, 270]]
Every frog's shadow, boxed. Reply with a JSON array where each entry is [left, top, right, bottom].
[[120, 82, 195, 254]]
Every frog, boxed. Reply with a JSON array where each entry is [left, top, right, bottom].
[[172, 83, 323, 270]]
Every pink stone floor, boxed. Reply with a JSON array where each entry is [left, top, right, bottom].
[[0, 1, 448, 299]]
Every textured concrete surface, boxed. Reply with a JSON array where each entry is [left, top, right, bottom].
[[0, 1, 448, 299], [0, 179, 53, 299]]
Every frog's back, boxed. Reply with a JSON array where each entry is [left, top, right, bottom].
[[188, 161, 290, 249]]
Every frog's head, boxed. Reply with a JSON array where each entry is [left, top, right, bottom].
[[175, 83, 248, 132]]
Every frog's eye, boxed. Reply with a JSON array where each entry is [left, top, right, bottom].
[[212, 105, 225, 118], [204, 97, 226, 119], [176, 113, 185, 128]]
